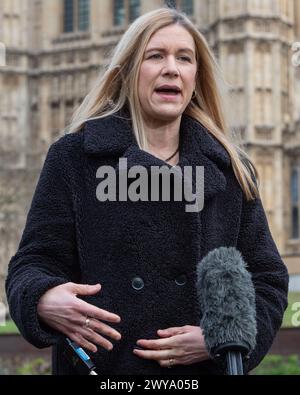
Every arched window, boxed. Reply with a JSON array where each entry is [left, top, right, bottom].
[[63, 0, 90, 33]]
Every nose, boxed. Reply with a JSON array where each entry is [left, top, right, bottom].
[[161, 55, 180, 77]]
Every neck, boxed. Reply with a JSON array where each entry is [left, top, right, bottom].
[[143, 115, 181, 152]]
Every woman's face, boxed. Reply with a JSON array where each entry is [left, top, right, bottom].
[[138, 24, 197, 124]]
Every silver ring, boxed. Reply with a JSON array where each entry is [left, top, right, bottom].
[[168, 358, 174, 368], [84, 317, 90, 328]]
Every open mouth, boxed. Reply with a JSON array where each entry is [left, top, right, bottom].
[[154, 87, 181, 98]]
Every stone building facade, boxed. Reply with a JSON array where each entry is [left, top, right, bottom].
[[0, 0, 300, 305]]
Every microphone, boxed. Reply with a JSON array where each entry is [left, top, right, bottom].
[[196, 246, 257, 375]]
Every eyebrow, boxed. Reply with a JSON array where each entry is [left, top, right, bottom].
[[145, 47, 195, 56]]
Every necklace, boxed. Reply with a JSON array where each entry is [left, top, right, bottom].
[[165, 145, 179, 163]]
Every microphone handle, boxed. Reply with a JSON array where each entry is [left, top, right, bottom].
[[226, 351, 244, 375]]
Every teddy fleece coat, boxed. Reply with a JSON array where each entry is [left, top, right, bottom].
[[6, 110, 289, 375]]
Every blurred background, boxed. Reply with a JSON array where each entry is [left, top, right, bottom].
[[0, 0, 300, 375]]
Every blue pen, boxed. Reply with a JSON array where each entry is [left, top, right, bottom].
[[64, 338, 98, 375]]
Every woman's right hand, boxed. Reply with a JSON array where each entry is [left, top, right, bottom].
[[37, 282, 121, 353]]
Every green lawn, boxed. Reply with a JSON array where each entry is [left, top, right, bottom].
[[0, 320, 19, 335], [253, 354, 300, 375], [282, 292, 300, 328]]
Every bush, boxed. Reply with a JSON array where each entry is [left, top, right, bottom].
[[253, 354, 300, 375], [0, 356, 51, 375], [16, 357, 51, 375]]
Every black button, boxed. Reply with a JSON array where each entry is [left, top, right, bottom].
[[131, 277, 144, 290], [175, 274, 187, 286]]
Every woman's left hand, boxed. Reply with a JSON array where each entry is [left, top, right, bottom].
[[133, 325, 210, 368]]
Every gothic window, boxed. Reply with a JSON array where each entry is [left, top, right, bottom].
[[225, 45, 244, 87], [129, 0, 141, 23], [165, 0, 194, 16], [291, 166, 300, 239], [181, 0, 194, 15], [64, 0, 74, 32], [165, 0, 177, 8], [63, 0, 90, 33], [113, 0, 141, 26], [114, 0, 125, 26], [255, 44, 272, 89], [254, 44, 273, 126], [78, 0, 90, 31]]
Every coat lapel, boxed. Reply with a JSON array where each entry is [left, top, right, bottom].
[[178, 115, 231, 201], [83, 110, 231, 202]]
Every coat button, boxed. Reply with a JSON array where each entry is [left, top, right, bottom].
[[175, 274, 187, 286], [131, 277, 144, 290]]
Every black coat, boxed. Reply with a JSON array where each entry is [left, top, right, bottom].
[[6, 111, 289, 375]]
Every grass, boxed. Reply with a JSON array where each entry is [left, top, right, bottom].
[[253, 354, 300, 375], [282, 292, 300, 328], [0, 320, 19, 335]]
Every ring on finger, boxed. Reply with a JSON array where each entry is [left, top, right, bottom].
[[168, 358, 174, 368], [84, 316, 91, 329]]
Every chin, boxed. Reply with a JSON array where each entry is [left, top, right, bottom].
[[152, 107, 183, 121]]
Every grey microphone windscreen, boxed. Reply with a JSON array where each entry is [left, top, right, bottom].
[[196, 246, 257, 355]]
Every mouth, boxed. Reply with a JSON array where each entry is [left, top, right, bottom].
[[154, 87, 182, 100]]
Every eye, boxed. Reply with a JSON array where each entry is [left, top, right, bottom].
[[147, 54, 192, 62], [179, 56, 192, 62], [149, 53, 162, 59]]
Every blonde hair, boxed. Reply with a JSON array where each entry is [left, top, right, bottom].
[[66, 7, 259, 200]]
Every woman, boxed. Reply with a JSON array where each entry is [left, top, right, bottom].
[[6, 8, 288, 375]]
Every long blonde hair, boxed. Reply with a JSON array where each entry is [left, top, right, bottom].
[[66, 7, 259, 200]]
